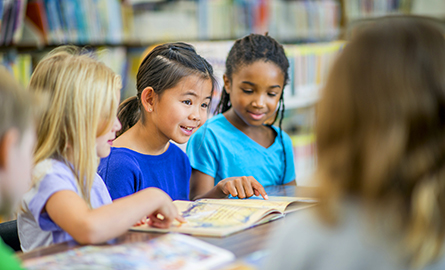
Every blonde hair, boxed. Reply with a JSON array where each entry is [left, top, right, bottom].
[[0, 67, 34, 141], [29, 46, 121, 205], [316, 17, 445, 268]]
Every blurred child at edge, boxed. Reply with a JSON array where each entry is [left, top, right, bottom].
[[0, 68, 38, 269], [264, 17, 445, 270]]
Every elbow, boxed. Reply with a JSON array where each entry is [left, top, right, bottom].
[[71, 220, 105, 245]]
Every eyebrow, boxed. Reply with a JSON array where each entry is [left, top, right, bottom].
[[241, 81, 282, 89], [183, 91, 198, 97], [183, 91, 212, 100]]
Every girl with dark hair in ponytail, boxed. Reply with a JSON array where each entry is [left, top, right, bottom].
[[186, 34, 296, 200], [98, 42, 216, 201]]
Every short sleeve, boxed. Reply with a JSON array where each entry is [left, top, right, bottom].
[[186, 125, 220, 178], [28, 171, 78, 232], [98, 153, 143, 200], [282, 132, 296, 184]]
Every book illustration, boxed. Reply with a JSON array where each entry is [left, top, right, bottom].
[[23, 233, 235, 270], [179, 202, 262, 229], [131, 196, 317, 237]]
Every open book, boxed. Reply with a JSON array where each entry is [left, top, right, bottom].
[[23, 234, 235, 270], [131, 196, 316, 237]]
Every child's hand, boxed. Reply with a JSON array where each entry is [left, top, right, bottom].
[[216, 176, 268, 200], [133, 217, 147, 227], [145, 188, 186, 228]]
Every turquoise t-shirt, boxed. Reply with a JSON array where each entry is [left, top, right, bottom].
[[186, 114, 296, 186]]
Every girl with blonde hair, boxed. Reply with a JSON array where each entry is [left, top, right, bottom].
[[18, 47, 183, 252], [264, 17, 445, 269]]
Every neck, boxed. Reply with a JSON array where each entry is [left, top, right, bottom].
[[224, 108, 263, 134], [115, 119, 170, 155]]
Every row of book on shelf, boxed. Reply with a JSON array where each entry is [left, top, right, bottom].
[[1, 0, 341, 46], [343, 0, 445, 22], [0, 40, 344, 109]]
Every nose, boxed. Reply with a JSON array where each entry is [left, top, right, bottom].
[[114, 117, 122, 132], [251, 94, 265, 109], [189, 106, 201, 123]]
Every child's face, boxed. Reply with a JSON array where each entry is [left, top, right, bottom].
[[224, 61, 284, 127], [0, 128, 35, 215], [152, 75, 213, 144], [96, 116, 122, 158]]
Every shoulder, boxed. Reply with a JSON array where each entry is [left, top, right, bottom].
[[188, 115, 230, 150], [101, 148, 141, 168], [192, 115, 230, 138], [33, 159, 77, 189], [98, 148, 143, 177], [168, 143, 189, 162]]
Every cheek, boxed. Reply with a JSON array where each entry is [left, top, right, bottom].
[[157, 104, 186, 126], [267, 98, 281, 112]]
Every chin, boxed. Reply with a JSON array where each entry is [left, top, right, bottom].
[[174, 138, 189, 145]]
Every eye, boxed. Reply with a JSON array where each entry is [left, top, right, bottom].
[[182, 100, 192, 105], [268, 92, 278, 97], [201, 103, 209, 109], [241, 88, 253, 94]]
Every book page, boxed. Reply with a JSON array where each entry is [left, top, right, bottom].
[[198, 196, 317, 213], [197, 198, 290, 213], [132, 201, 281, 237]]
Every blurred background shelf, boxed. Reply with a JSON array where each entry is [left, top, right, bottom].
[[1, 0, 444, 186]]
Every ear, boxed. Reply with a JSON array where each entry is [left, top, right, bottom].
[[223, 74, 232, 94], [140, 87, 156, 113], [0, 129, 19, 169]]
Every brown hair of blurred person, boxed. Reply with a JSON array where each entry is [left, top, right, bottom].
[[316, 16, 445, 268]]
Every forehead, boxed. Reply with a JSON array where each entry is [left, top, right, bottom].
[[165, 74, 213, 97], [233, 61, 284, 85]]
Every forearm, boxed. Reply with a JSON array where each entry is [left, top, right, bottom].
[[47, 188, 166, 245], [81, 189, 164, 243]]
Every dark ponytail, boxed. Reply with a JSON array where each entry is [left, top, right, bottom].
[[216, 33, 290, 183], [117, 42, 216, 137], [117, 96, 140, 137]]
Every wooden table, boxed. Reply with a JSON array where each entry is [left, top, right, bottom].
[[18, 185, 317, 261]]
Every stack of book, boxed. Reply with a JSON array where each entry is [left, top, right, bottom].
[[0, 50, 32, 87], [0, 0, 27, 46], [344, 0, 411, 21], [25, 0, 124, 45]]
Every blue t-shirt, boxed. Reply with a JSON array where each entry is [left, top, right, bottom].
[[98, 143, 191, 201], [186, 114, 296, 186]]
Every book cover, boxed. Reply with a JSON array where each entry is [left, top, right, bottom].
[[23, 233, 235, 270]]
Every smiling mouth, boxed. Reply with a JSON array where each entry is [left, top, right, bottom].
[[180, 126, 196, 135], [247, 112, 266, 120]]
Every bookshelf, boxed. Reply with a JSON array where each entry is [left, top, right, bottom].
[[2, 0, 444, 186]]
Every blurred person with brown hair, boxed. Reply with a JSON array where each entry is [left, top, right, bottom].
[[264, 16, 445, 270]]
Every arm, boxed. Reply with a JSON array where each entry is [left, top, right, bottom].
[[45, 187, 184, 245], [284, 180, 296, 186], [189, 169, 268, 200]]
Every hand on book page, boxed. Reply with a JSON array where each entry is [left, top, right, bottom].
[[23, 234, 235, 270]]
